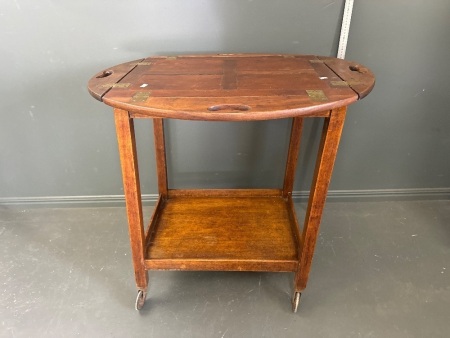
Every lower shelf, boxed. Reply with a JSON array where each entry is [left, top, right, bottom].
[[144, 191, 300, 272]]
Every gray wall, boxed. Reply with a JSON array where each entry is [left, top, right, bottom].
[[1, 0, 449, 204]]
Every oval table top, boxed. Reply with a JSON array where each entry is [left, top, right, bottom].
[[88, 54, 374, 121]]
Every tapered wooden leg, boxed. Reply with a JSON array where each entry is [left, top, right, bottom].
[[114, 108, 148, 292], [283, 117, 304, 198], [152, 118, 168, 197], [294, 107, 347, 292]]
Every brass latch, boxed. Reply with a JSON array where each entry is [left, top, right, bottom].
[[306, 90, 328, 102], [131, 62, 152, 66], [100, 83, 131, 88], [330, 80, 361, 87], [131, 92, 151, 103]]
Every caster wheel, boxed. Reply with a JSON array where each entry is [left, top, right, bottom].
[[135, 290, 146, 311], [292, 292, 301, 313]]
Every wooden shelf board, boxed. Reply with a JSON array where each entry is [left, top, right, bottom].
[[145, 194, 299, 271]]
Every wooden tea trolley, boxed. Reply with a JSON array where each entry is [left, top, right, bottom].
[[88, 54, 374, 312]]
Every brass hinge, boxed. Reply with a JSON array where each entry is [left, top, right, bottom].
[[306, 90, 328, 102], [131, 91, 151, 103], [131, 62, 152, 66], [309, 59, 325, 63], [330, 80, 361, 87], [100, 83, 131, 88]]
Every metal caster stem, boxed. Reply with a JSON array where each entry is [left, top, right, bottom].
[[292, 292, 301, 313]]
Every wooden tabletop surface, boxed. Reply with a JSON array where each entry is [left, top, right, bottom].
[[88, 54, 374, 121]]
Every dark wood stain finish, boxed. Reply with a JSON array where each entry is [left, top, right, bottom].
[[283, 117, 303, 198], [113, 108, 148, 291], [296, 106, 347, 291], [88, 54, 375, 311], [89, 54, 374, 121], [152, 119, 168, 198], [146, 195, 298, 269]]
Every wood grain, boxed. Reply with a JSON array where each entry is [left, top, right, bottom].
[[145, 195, 298, 271], [88, 59, 143, 101], [168, 188, 282, 198], [152, 119, 168, 197], [87, 54, 375, 308], [318, 56, 376, 99], [114, 108, 148, 291], [86, 54, 375, 121], [283, 117, 304, 197], [294, 106, 347, 291]]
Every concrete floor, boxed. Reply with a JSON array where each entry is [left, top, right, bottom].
[[1, 200, 450, 337]]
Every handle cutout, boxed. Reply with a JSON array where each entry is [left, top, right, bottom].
[[96, 70, 113, 78], [208, 104, 251, 112], [349, 65, 361, 72]]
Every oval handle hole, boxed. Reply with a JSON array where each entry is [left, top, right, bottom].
[[208, 104, 251, 112], [349, 65, 361, 72], [96, 70, 113, 78]]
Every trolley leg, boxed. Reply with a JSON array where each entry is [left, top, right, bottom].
[[114, 109, 149, 309], [283, 117, 304, 198], [152, 118, 168, 198], [294, 107, 347, 303]]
